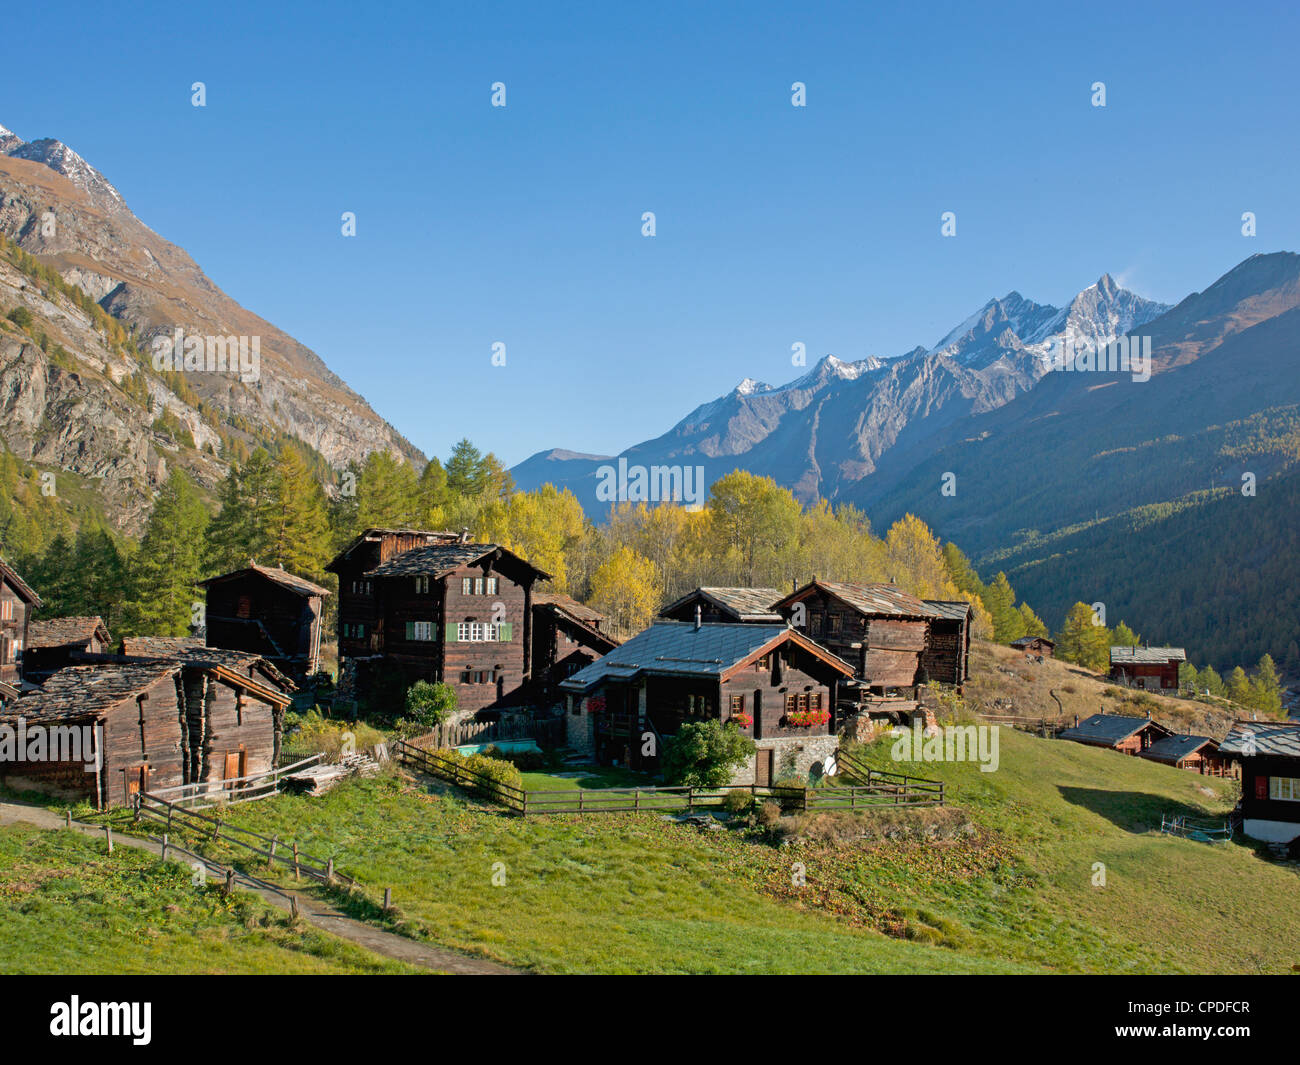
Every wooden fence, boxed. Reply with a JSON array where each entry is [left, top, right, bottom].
[[145, 755, 324, 812], [392, 739, 944, 817], [415, 716, 565, 749], [976, 713, 1068, 735]]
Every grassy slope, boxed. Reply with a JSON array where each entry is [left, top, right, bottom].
[[0, 824, 417, 975], [146, 717, 1300, 974]]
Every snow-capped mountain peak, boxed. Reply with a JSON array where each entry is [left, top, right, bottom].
[[2, 124, 127, 213]]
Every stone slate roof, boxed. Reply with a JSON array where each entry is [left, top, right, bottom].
[[1110, 646, 1186, 665], [533, 591, 607, 626], [1058, 712, 1170, 746], [325, 528, 463, 571], [27, 616, 110, 649], [1219, 721, 1300, 759], [561, 621, 853, 692], [1, 661, 180, 724], [121, 636, 204, 657], [369, 542, 550, 581], [200, 564, 330, 598], [1011, 636, 1055, 648], [661, 587, 783, 622], [788, 580, 939, 619], [0, 556, 40, 606], [923, 600, 974, 622], [1141, 734, 1219, 764]]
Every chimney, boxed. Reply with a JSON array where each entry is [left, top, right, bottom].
[[792, 577, 797, 593], [459, 527, 470, 543], [694, 603, 702, 631]]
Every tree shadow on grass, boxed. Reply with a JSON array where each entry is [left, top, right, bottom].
[[1057, 785, 1230, 834]]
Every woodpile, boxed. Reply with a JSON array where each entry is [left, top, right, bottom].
[[282, 752, 381, 796]]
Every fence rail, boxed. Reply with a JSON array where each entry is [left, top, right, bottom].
[[392, 738, 945, 816], [144, 755, 325, 811]]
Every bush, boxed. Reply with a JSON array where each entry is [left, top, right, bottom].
[[482, 744, 545, 771], [288, 708, 386, 762], [723, 789, 755, 816], [405, 680, 457, 728], [662, 720, 756, 788], [461, 752, 524, 801], [6, 307, 32, 331], [757, 800, 782, 830]]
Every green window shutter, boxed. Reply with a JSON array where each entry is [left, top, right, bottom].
[[431, 622, 439, 640], [405, 621, 414, 640], [445, 624, 458, 643], [500, 622, 512, 641]]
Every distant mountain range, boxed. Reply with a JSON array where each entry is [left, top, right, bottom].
[[0, 121, 421, 530], [514, 251, 1300, 666]]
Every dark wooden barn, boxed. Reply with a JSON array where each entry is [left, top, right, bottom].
[[1139, 733, 1231, 776], [1108, 646, 1185, 691], [528, 592, 620, 709], [772, 580, 940, 696], [659, 587, 784, 624], [921, 599, 973, 685], [0, 661, 186, 808], [1058, 712, 1173, 755], [1011, 636, 1056, 657], [174, 659, 292, 788], [0, 557, 39, 689], [561, 621, 854, 785], [1219, 721, 1300, 844], [326, 529, 550, 715], [199, 564, 330, 682], [24, 616, 112, 683]]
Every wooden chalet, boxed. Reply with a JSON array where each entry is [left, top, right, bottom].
[[560, 620, 854, 785], [199, 563, 330, 681], [528, 592, 621, 709], [1057, 712, 1173, 755], [771, 580, 940, 697], [1109, 646, 1185, 691], [1218, 721, 1300, 844], [23, 616, 112, 682], [0, 557, 39, 688], [0, 661, 186, 807], [1139, 733, 1231, 776], [1010, 635, 1055, 657], [326, 528, 550, 714], [659, 587, 784, 624], [921, 600, 973, 685]]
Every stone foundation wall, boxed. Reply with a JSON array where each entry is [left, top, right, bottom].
[[565, 694, 594, 757], [730, 734, 840, 786]]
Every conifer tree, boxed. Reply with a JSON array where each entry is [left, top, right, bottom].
[[122, 470, 209, 636]]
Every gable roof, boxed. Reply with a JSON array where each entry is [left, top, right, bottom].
[[2, 661, 180, 724], [27, 616, 111, 650], [661, 587, 783, 623], [325, 528, 463, 572], [118, 640, 295, 693], [369, 542, 551, 582], [774, 580, 939, 620], [1219, 721, 1300, 759], [1058, 712, 1172, 746], [923, 600, 974, 622], [199, 564, 330, 598], [121, 636, 204, 657], [533, 591, 607, 627], [561, 621, 853, 692], [1110, 646, 1186, 665], [1141, 734, 1219, 764], [1011, 635, 1055, 649], [533, 593, 621, 651], [0, 556, 40, 607]]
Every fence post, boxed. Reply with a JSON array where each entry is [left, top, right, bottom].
[[212, 815, 222, 842], [383, 887, 392, 912], [293, 843, 300, 881], [688, 787, 695, 812], [290, 895, 300, 921], [65, 808, 72, 829], [326, 858, 334, 884], [166, 804, 173, 832], [105, 824, 113, 854], [224, 868, 235, 895], [161, 834, 169, 862], [269, 836, 278, 863]]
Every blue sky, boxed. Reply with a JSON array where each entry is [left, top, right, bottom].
[[3, 0, 1298, 466]]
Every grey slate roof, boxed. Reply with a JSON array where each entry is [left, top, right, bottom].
[[923, 600, 974, 622], [1219, 721, 1300, 759], [121, 636, 204, 657], [1058, 712, 1168, 746], [200, 564, 330, 598], [561, 621, 852, 692], [1110, 646, 1186, 665], [369, 542, 550, 581], [1141, 734, 1219, 764], [2, 661, 180, 723], [120, 640, 296, 693], [661, 587, 784, 622], [27, 616, 110, 649], [779, 580, 939, 620], [1011, 635, 1055, 649]]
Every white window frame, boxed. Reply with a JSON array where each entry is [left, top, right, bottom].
[[1269, 777, 1300, 802], [412, 621, 433, 641], [486, 577, 498, 595]]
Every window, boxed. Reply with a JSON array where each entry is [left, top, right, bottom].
[[784, 693, 796, 714], [406, 621, 434, 641], [344, 622, 366, 640], [486, 577, 498, 595], [414, 575, 430, 594], [730, 694, 745, 713], [755, 654, 771, 672], [1269, 777, 1300, 802], [797, 693, 810, 713], [810, 692, 822, 710], [0, 599, 11, 620], [810, 613, 822, 636], [828, 613, 842, 635], [474, 577, 484, 595], [462, 577, 473, 595], [350, 580, 372, 596], [470, 622, 483, 642]]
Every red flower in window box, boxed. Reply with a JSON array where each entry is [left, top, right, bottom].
[[786, 709, 831, 728], [588, 696, 606, 715], [731, 712, 753, 729]]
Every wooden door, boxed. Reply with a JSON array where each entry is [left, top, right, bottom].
[[223, 750, 244, 783], [755, 748, 773, 787], [125, 765, 148, 803]]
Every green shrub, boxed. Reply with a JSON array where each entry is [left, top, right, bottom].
[[6, 307, 32, 331], [461, 752, 523, 800], [289, 708, 386, 761], [482, 744, 545, 771], [723, 789, 755, 816], [405, 680, 457, 727], [662, 720, 756, 788]]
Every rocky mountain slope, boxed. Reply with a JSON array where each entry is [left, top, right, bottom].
[[0, 121, 422, 532], [513, 273, 1170, 508]]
